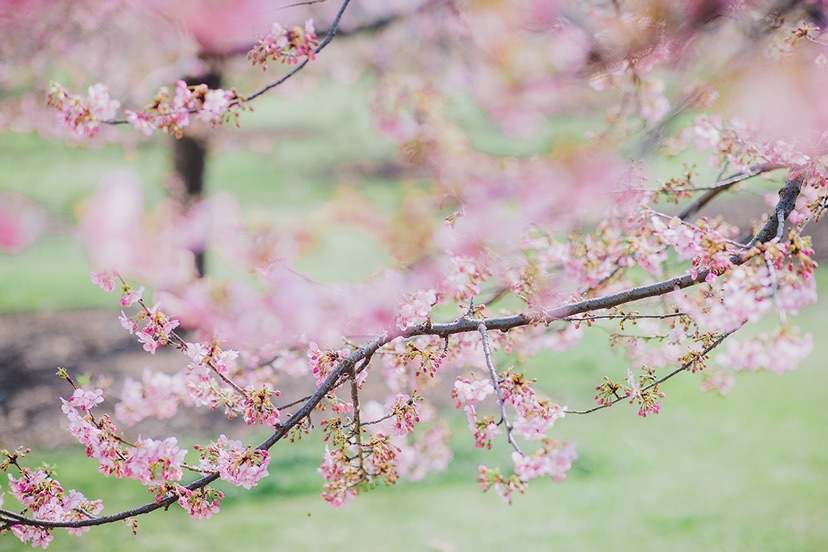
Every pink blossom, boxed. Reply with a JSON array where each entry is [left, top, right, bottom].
[[477, 464, 523, 504], [11, 525, 53, 549], [119, 285, 144, 307], [123, 437, 186, 485], [196, 89, 233, 123], [196, 435, 271, 489], [318, 448, 358, 508], [67, 387, 104, 411], [699, 370, 736, 395], [500, 373, 566, 439], [452, 377, 495, 409], [470, 412, 501, 449], [6, 467, 104, 545], [248, 19, 319, 69], [90, 270, 116, 292], [396, 288, 439, 329], [46, 82, 120, 137], [441, 255, 491, 303], [119, 311, 138, 334], [511, 442, 578, 484], [175, 486, 223, 520], [651, 216, 701, 261], [387, 393, 421, 436], [718, 329, 813, 374], [774, 276, 818, 315], [137, 330, 160, 353], [115, 368, 185, 426], [394, 421, 453, 481], [308, 342, 350, 387], [126, 109, 156, 136], [240, 385, 281, 426]]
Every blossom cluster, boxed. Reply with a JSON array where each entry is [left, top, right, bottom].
[[5, 466, 104, 547], [452, 376, 499, 447], [396, 288, 439, 329], [195, 435, 270, 490], [0, 446, 105, 546], [499, 370, 566, 441], [317, 433, 400, 508], [61, 387, 187, 486], [46, 82, 120, 138], [125, 81, 241, 138], [115, 368, 184, 427], [477, 440, 578, 504], [441, 255, 492, 303], [247, 20, 319, 69], [307, 342, 352, 387], [386, 393, 421, 436], [717, 328, 813, 374]]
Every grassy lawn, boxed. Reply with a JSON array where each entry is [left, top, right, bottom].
[[1, 81, 826, 550]]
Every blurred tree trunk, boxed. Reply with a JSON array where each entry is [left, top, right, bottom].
[[172, 70, 222, 278]]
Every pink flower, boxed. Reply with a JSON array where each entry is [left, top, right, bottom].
[[91, 270, 116, 292], [115, 368, 184, 427], [124, 437, 186, 485], [387, 393, 421, 436], [196, 89, 232, 123], [308, 342, 350, 387], [120, 285, 144, 307], [452, 377, 495, 409], [68, 388, 104, 411], [126, 109, 156, 136], [11, 525, 53, 549], [137, 330, 160, 353], [47, 82, 120, 137], [396, 288, 439, 329], [196, 435, 271, 490], [176, 486, 223, 520], [441, 255, 491, 303], [248, 19, 319, 69], [241, 385, 281, 426], [119, 311, 138, 334]]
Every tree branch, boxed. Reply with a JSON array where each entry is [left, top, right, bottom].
[[8, 172, 803, 530], [677, 163, 785, 221], [243, 0, 352, 103], [566, 329, 737, 415], [478, 323, 522, 455]]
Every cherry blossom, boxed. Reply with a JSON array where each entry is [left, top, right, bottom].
[[4, 0, 828, 542], [195, 435, 270, 490], [46, 82, 120, 137], [247, 19, 319, 69]]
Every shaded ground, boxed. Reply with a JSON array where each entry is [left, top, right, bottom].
[[0, 310, 234, 449]]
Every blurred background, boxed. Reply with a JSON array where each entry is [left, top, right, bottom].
[[1, 1, 827, 550]]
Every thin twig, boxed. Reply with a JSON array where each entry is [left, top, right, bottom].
[[275, 393, 314, 410], [566, 330, 736, 415], [562, 312, 688, 322], [478, 323, 522, 456], [677, 163, 784, 220]]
